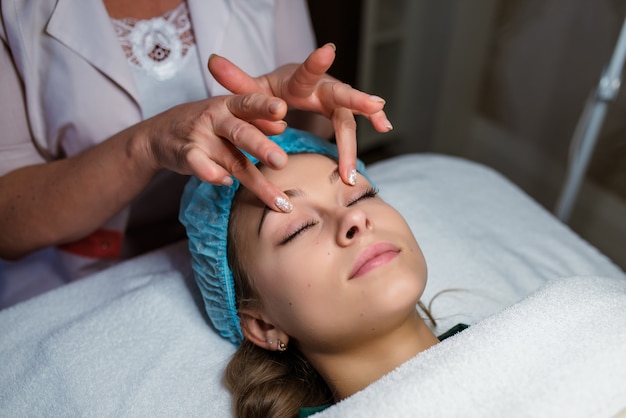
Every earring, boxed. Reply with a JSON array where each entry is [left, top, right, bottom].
[[266, 339, 274, 348], [276, 339, 287, 352]]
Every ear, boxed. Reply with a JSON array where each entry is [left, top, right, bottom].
[[239, 308, 289, 351]]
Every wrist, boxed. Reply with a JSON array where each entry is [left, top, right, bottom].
[[124, 123, 161, 178]]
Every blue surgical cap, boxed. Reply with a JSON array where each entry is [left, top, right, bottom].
[[179, 127, 369, 345]]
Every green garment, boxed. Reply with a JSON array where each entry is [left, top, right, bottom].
[[299, 404, 331, 417]]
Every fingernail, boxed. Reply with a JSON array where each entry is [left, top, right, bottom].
[[348, 169, 357, 186], [269, 101, 282, 114], [209, 53, 218, 60], [384, 119, 394, 131], [369, 95, 385, 104], [221, 176, 233, 186], [275, 196, 293, 213], [268, 151, 286, 168], [325, 42, 336, 51]]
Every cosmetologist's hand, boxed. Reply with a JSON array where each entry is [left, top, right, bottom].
[[208, 43, 392, 190], [139, 91, 297, 213]]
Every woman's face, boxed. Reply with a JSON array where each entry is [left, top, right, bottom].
[[233, 154, 427, 353]]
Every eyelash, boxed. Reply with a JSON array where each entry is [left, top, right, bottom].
[[347, 186, 379, 206], [278, 187, 379, 245], [279, 219, 318, 245]]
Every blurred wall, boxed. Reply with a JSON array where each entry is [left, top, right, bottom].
[[480, 0, 626, 203]]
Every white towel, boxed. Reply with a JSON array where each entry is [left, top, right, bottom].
[[0, 241, 237, 416]]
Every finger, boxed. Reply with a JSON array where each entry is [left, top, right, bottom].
[[218, 141, 294, 213], [185, 147, 234, 186], [213, 112, 288, 170], [332, 107, 358, 186], [287, 43, 336, 98], [226, 92, 288, 122], [361, 109, 394, 133], [249, 119, 288, 136], [208, 54, 263, 95], [235, 165, 294, 213], [185, 137, 292, 213], [318, 81, 386, 117], [221, 93, 288, 168]]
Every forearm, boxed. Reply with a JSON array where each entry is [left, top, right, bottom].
[[0, 125, 157, 259]]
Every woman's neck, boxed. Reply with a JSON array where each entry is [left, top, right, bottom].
[[306, 311, 439, 401]]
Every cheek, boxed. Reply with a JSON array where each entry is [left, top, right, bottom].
[[253, 246, 335, 305], [253, 248, 341, 333]]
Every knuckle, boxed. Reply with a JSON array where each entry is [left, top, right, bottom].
[[228, 122, 250, 147], [238, 94, 258, 114], [226, 151, 250, 176], [330, 81, 349, 96], [175, 144, 193, 171], [336, 114, 357, 133]]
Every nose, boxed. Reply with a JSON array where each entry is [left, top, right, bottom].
[[337, 207, 372, 246]]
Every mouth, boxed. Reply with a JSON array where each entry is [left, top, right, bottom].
[[349, 242, 400, 280]]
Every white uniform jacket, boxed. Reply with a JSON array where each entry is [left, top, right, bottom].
[[0, 0, 315, 297]]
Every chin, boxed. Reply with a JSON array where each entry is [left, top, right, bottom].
[[378, 269, 426, 309]]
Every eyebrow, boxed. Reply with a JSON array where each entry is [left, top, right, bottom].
[[256, 167, 341, 236], [328, 167, 340, 184]]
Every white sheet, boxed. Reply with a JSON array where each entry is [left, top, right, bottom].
[[373, 154, 623, 334], [0, 154, 623, 416]]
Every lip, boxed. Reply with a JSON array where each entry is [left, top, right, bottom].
[[349, 242, 400, 279]]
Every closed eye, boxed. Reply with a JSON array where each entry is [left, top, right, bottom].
[[347, 187, 379, 206], [278, 187, 378, 245], [279, 219, 318, 245]]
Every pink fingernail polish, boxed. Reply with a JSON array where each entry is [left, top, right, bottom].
[[275, 196, 293, 213]]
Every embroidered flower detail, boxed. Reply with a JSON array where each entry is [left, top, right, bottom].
[[111, 2, 195, 81]]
